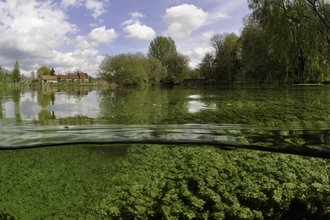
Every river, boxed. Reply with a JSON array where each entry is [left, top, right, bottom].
[[1, 85, 330, 219]]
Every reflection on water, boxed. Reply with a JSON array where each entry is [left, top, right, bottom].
[[187, 94, 217, 113], [1, 85, 330, 129], [1, 89, 99, 122], [1, 85, 330, 127]]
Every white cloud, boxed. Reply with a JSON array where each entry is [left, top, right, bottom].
[[0, 0, 77, 59], [61, 0, 81, 8], [123, 23, 156, 41], [0, 0, 110, 77], [61, 0, 108, 19], [87, 26, 119, 44], [121, 18, 136, 26], [209, 12, 230, 22], [89, 18, 104, 27], [121, 12, 156, 41], [163, 4, 209, 38], [185, 47, 212, 60], [85, 0, 109, 19], [199, 31, 215, 43], [130, 12, 144, 19], [72, 48, 99, 58], [163, 4, 230, 38]]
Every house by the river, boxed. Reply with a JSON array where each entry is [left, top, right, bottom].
[[40, 72, 89, 83]]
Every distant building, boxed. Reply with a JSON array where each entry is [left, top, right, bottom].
[[77, 72, 89, 82], [40, 75, 58, 83], [68, 74, 80, 82], [57, 73, 90, 83], [58, 74, 70, 82]]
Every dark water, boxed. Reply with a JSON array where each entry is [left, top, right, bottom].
[[1, 85, 330, 219]]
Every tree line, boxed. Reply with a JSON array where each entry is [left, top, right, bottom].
[[0, 60, 22, 84], [199, 0, 330, 84], [99, 0, 330, 85], [0, 62, 57, 84], [98, 36, 199, 86], [4, 0, 330, 85]]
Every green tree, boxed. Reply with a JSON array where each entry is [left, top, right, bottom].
[[221, 33, 241, 82], [248, 0, 330, 83], [198, 52, 215, 79], [163, 52, 190, 84], [148, 36, 177, 66], [142, 57, 167, 84], [50, 68, 55, 76], [31, 71, 35, 79], [240, 21, 284, 83], [98, 55, 114, 83], [188, 68, 202, 79], [98, 53, 148, 86], [207, 33, 241, 82], [37, 66, 51, 76], [11, 60, 21, 83]]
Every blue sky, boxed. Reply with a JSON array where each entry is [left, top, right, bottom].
[[0, 0, 250, 77]]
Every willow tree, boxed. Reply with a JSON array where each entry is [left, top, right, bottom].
[[248, 0, 330, 83], [240, 21, 285, 83]]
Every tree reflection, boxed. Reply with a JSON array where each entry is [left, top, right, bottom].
[[98, 86, 194, 124], [37, 92, 55, 109], [38, 110, 56, 124], [12, 88, 21, 122], [37, 91, 56, 124]]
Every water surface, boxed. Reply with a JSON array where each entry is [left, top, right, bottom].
[[1, 85, 330, 219]]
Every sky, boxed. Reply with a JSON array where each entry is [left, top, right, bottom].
[[0, 0, 251, 77]]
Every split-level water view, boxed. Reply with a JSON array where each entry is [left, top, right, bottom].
[[2, 85, 330, 219]]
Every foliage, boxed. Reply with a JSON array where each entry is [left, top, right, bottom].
[[199, 33, 241, 83], [3, 143, 330, 219], [219, 33, 241, 82], [95, 145, 330, 219], [0, 65, 10, 75], [148, 36, 191, 84], [142, 57, 167, 84], [247, 0, 330, 83], [37, 66, 51, 76], [50, 68, 55, 76], [198, 52, 215, 79], [98, 54, 148, 86], [196, 1, 330, 84], [11, 60, 21, 83], [163, 52, 190, 84], [148, 36, 177, 66], [188, 68, 202, 79], [240, 22, 285, 83], [0, 145, 122, 219]]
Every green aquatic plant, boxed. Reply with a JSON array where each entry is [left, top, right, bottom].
[[1, 144, 330, 219], [95, 145, 330, 219]]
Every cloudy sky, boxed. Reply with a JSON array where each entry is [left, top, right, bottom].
[[0, 0, 250, 77]]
